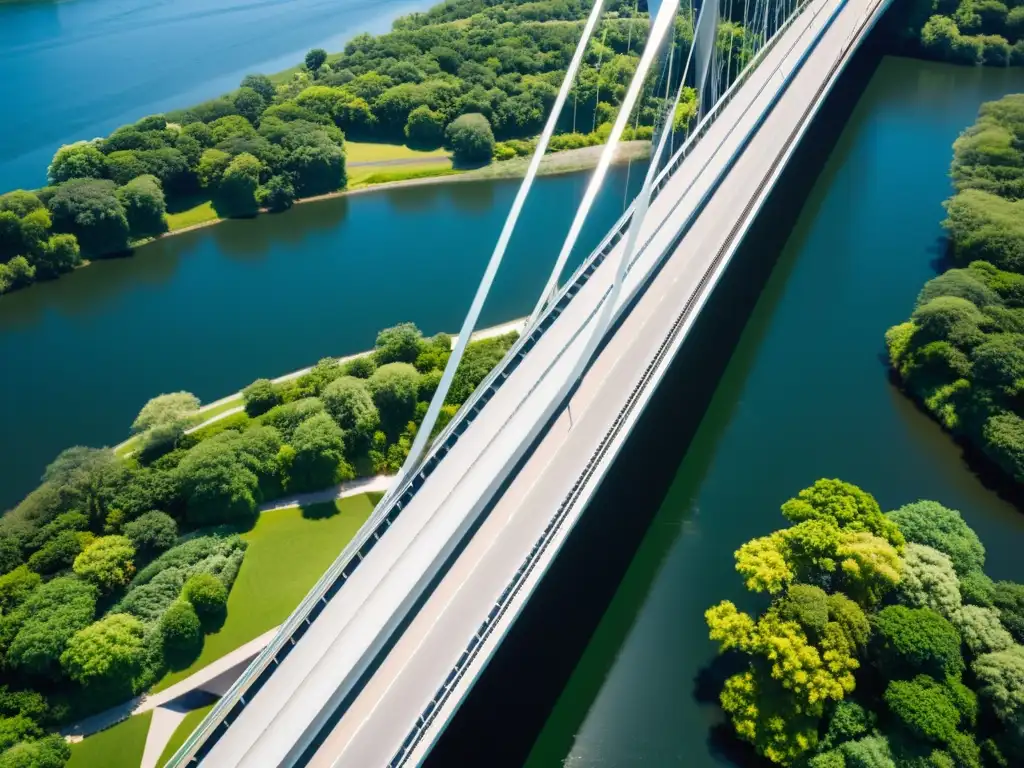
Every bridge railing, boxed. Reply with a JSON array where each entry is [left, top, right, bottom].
[[166, 3, 819, 764]]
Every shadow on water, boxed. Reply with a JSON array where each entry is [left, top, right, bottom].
[[424, 33, 885, 768]]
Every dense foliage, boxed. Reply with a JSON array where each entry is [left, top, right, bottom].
[[0, 319, 518, 762], [706, 479, 1024, 767], [887, 95, 1024, 488], [892, 0, 1024, 66]]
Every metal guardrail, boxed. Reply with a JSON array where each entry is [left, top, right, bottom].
[[167, 4, 826, 764], [385, 0, 887, 761]]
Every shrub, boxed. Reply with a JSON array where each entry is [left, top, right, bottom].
[[897, 544, 962, 619], [888, 501, 985, 576], [321, 376, 380, 449], [243, 378, 280, 417], [993, 581, 1024, 642], [287, 413, 353, 492], [26, 531, 85, 576], [374, 323, 423, 365], [368, 363, 421, 437], [953, 604, 1014, 655], [6, 577, 97, 678], [445, 113, 495, 164], [59, 613, 146, 686], [871, 605, 965, 680], [341, 355, 376, 378], [0, 734, 69, 768], [73, 535, 135, 590], [122, 511, 177, 555], [885, 675, 961, 744], [160, 600, 201, 652], [182, 573, 228, 620], [113, 567, 184, 624]]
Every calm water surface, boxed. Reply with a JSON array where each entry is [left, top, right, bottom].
[[527, 57, 1024, 768], [0, 0, 435, 190], [0, 167, 644, 509]]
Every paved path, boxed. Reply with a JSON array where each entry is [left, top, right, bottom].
[[348, 155, 450, 168], [259, 474, 392, 513], [141, 706, 187, 768]]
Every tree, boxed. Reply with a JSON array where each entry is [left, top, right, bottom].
[[993, 581, 1024, 643], [897, 543, 962, 619], [954, 604, 1014, 656], [888, 500, 986, 576], [321, 376, 380, 450], [197, 148, 232, 189], [176, 435, 260, 526], [59, 613, 145, 687], [6, 577, 96, 678], [917, 267, 1001, 309], [0, 191, 43, 218], [911, 296, 987, 347], [0, 718, 42, 758], [117, 174, 168, 239], [944, 189, 1024, 273], [159, 600, 201, 655], [182, 573, 228, 621], [31, 234, 81, 278], [122, 511, 177, 555], [241, 73, 275, 103], [973, 645, 1024, 750], [0, 735, 70, 768], [368, 363, 421, 437], [256, 175, 296, 212], [285, 142, 345, 196], [445, 113, 495, 164], [27, 531, 86, 575], [885, 675, 964, 745], [260, 397, 327, 441], [305, 48, 328, 74], [405, 105, 446, 147], [47, 143, 107, 184], [46, 178, 130, 257], [287, 413, 353, 492], [0, 568, 40, 614], [131, 391, 200, 454], [781, 478, 905, 549], [242, 378, 280, 417], [871, 605, 965, 680], [216, 152, 262, 217], [375, 323, 424, 364], [73, 535, 135, 590], [233, 86, 266, 125]]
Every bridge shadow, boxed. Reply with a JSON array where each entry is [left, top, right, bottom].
[[423, 32, 886, 768]]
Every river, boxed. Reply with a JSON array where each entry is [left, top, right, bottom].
[[524, 56, 1024, 767], [0, 0, 437, 191], [0, 167, 644, 509]]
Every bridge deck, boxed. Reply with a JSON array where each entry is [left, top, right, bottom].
[[199, 0, 884, 761]]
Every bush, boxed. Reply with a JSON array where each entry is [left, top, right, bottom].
[[445, 113, 495, 164], [160, 600, 201, 652], [122, 511, 177, 555], [287, 413, 353, 492], [871, 605, 965, 680], [260, 397, 326, 441], [7, 577, 97, 678], [888, 500, 986, 576], [256, 175, 296, 212], [0, 734, 70, 768], [993, 581, 1024, 642], [368, 363, 421, 437], [59, 613, 146, 687], [182, 572, 228, 620], [885, 675, 962, 744], [341, 356, 376, 378], [321, 376, 380, 450], [243, 378, 280, 417], [73, 535, 135, 590], [374, 323, 423, 365], [953, 604, 1013, 655]]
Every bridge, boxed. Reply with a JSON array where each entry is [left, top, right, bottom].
[[167, 0, 892, 763]]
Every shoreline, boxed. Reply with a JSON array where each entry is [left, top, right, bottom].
[[141, 141, 652, 245]]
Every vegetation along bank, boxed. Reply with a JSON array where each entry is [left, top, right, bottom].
[[886, 94, 1024, 489], [0, 0, 711, 298], [0, 321, 515, 764], [707, 478, 1024, 767]]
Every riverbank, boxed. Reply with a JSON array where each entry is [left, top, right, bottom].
[[114, 316, 528, 456], [132, 141, 651, 248]]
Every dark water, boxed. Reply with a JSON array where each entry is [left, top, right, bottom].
[[0, 167, 645, 509], [526, 57, 1024, 767], [0, 0, 435, 190]]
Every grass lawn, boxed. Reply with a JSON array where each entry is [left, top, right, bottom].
[[349, 163, 459, 189], [152, 493, 375, 692], [157, 703, 215, 766], [67, 711, 152, 768], [193, 396, 243, 423], [166, 200, 218, 231], [345, 140, 449, 164]]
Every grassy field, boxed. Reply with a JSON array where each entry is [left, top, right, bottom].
[[67, 711, 152, 768], [194, 396, 243, 422], [152, 494, 375, 691], [349, 163, 458, 189], [345, 140, 450, 164], [157, 703, 215, 766], [166, 200, 218, 231]]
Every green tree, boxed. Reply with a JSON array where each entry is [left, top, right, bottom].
[[871, 605, 965, 680], [243, 378, 280, 416], [972, 645, 1024, 751], [305, 48, 328, 74], [285, 142, 345, 196], [59, 613, 146, 687], [260, 397, 326, 441], [176, 434, 260, 526], [122, 511, 177, 555], [888, 500, 986, 577], [445, 113, 495, 164], [27, 531, 87, 575], [182, 572, 228, 622], [241, 73, 276, 103], [780, 478, 905, 549], [73, 535, 135, 590], [0, 718, 41, 756], [0, 734, 70, 768], [233, 86, 267, 125], [131, 391, 200, 454], [159, 600, 201, 656], [47, 143, 107, 184], [885, 675, 963, 745], [993, 581, 1024, 643], [117, 174, 168, 239], [256, 175, 296, 212], [368, 363, 421, 437], [0, 191, 43, 218], [954, 604, 1014, 655], [216, 152, 262, 217], [897, 543, 962, 619], [321, 376, 380, 450], [374, 323, 424, 365], [31, 234, 81, 278], [47, 178, 130, 257], [288, 413, 353, 492], [197, 148, 232, 189], [0, 568, 39, 616], [405, 105, 446, 147], [6, 577, 96, 679]]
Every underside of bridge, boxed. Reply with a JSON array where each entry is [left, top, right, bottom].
[[163, 0, 898, 764]]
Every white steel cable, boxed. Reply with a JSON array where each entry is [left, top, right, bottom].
[[390, 0, 610, 493]]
